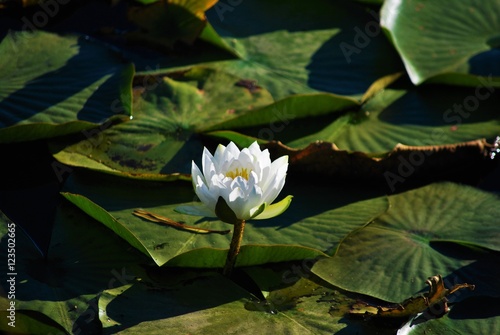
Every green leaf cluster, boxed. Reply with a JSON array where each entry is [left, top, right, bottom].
[[0, 0, 499, 334]]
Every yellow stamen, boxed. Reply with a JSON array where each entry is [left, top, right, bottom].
[[225, 168, 250, 180]]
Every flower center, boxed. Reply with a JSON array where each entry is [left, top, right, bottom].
[[225, 168, 250, 180]]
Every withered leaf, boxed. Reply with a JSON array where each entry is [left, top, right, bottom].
[[349, 274, 475, 318], [263, 139, 496, 188], [133, 209, 230, 235]]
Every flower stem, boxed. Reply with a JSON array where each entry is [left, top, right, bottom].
[[223, 219, 246, 277]]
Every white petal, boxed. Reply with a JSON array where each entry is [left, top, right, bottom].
[[237, 148, 254, 169], [195, 175, 218, 211], [261, 156, 288, 205], [225, 142, 241, 157], [201, 147, 215, 181], [191, 160, 204, 185], [260, 156, 287, 192], [227, 185, 247, 219], [247, 141, 261, 154], [213, 144, 227, 170]]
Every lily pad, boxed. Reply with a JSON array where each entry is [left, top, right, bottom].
[[380, 0, 500, 85], [312, 182, 500, 303], [0, 204, 146, 335], [50, 66, 274, 178], [232, 85, 500, 153], [98, 274, 394, 334], [61, 171, 388, 267], [202, 0, 405, 98], [51, 67, 361, 178], [330, 86, 500, 153], [203, 92, 360, 132], [0, 30, 133, 143]]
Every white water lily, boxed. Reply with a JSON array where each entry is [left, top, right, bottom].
[[184, 141, 292, 223]]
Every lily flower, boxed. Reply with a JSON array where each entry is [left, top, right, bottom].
[[178, 141, 292, 224], [176, 141, 292, 277]]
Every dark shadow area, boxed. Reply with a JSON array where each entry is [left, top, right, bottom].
[[232, 109, 353, 147], [305, 18, 405, 96], [206, 0, 341, 38], [246, 177, 387, 230], [378, 84, 500, 126], [429, 242, 500, 299], [0, 140, 62, 255], [159, 134, 204, 175], [468, 49, 500, 77], [448, 296, 500, 320], [0, 199, 148, 302], [62, 169, 194, 212]]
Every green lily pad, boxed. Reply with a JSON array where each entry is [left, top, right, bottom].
[[61, 171, 388, 267], [0, 30, 133, 143], [203, 92, 360, 133], [234, 85, 500, 153], [380, 0, 500, 85], [51, 66, 360, 178], [50, 66, 274, 178], [98, 274, 394, 334], [331, 86, 500, 153], [0, 203, 146, 334], [312, 182, 500, 303], [203, 0, 405, 99], [0, 302, 68, 335]]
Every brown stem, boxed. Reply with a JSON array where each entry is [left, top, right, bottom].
[[223, 219, 246, 277]]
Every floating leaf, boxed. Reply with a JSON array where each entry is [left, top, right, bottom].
[[312, 182, 500, 303], [231, 86, 500, 153], [203, 0, 404, 98], [61, 170, 388, 267], [380, 0, 500, 85], [0, 30, 133, 143], [49, 66, 274, 178], [0, 204, 146, 335], [98, 273, 393, 334]]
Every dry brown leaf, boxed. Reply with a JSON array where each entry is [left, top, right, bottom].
[[349, 274, 475, 318], [264, 139, 496, 190]]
